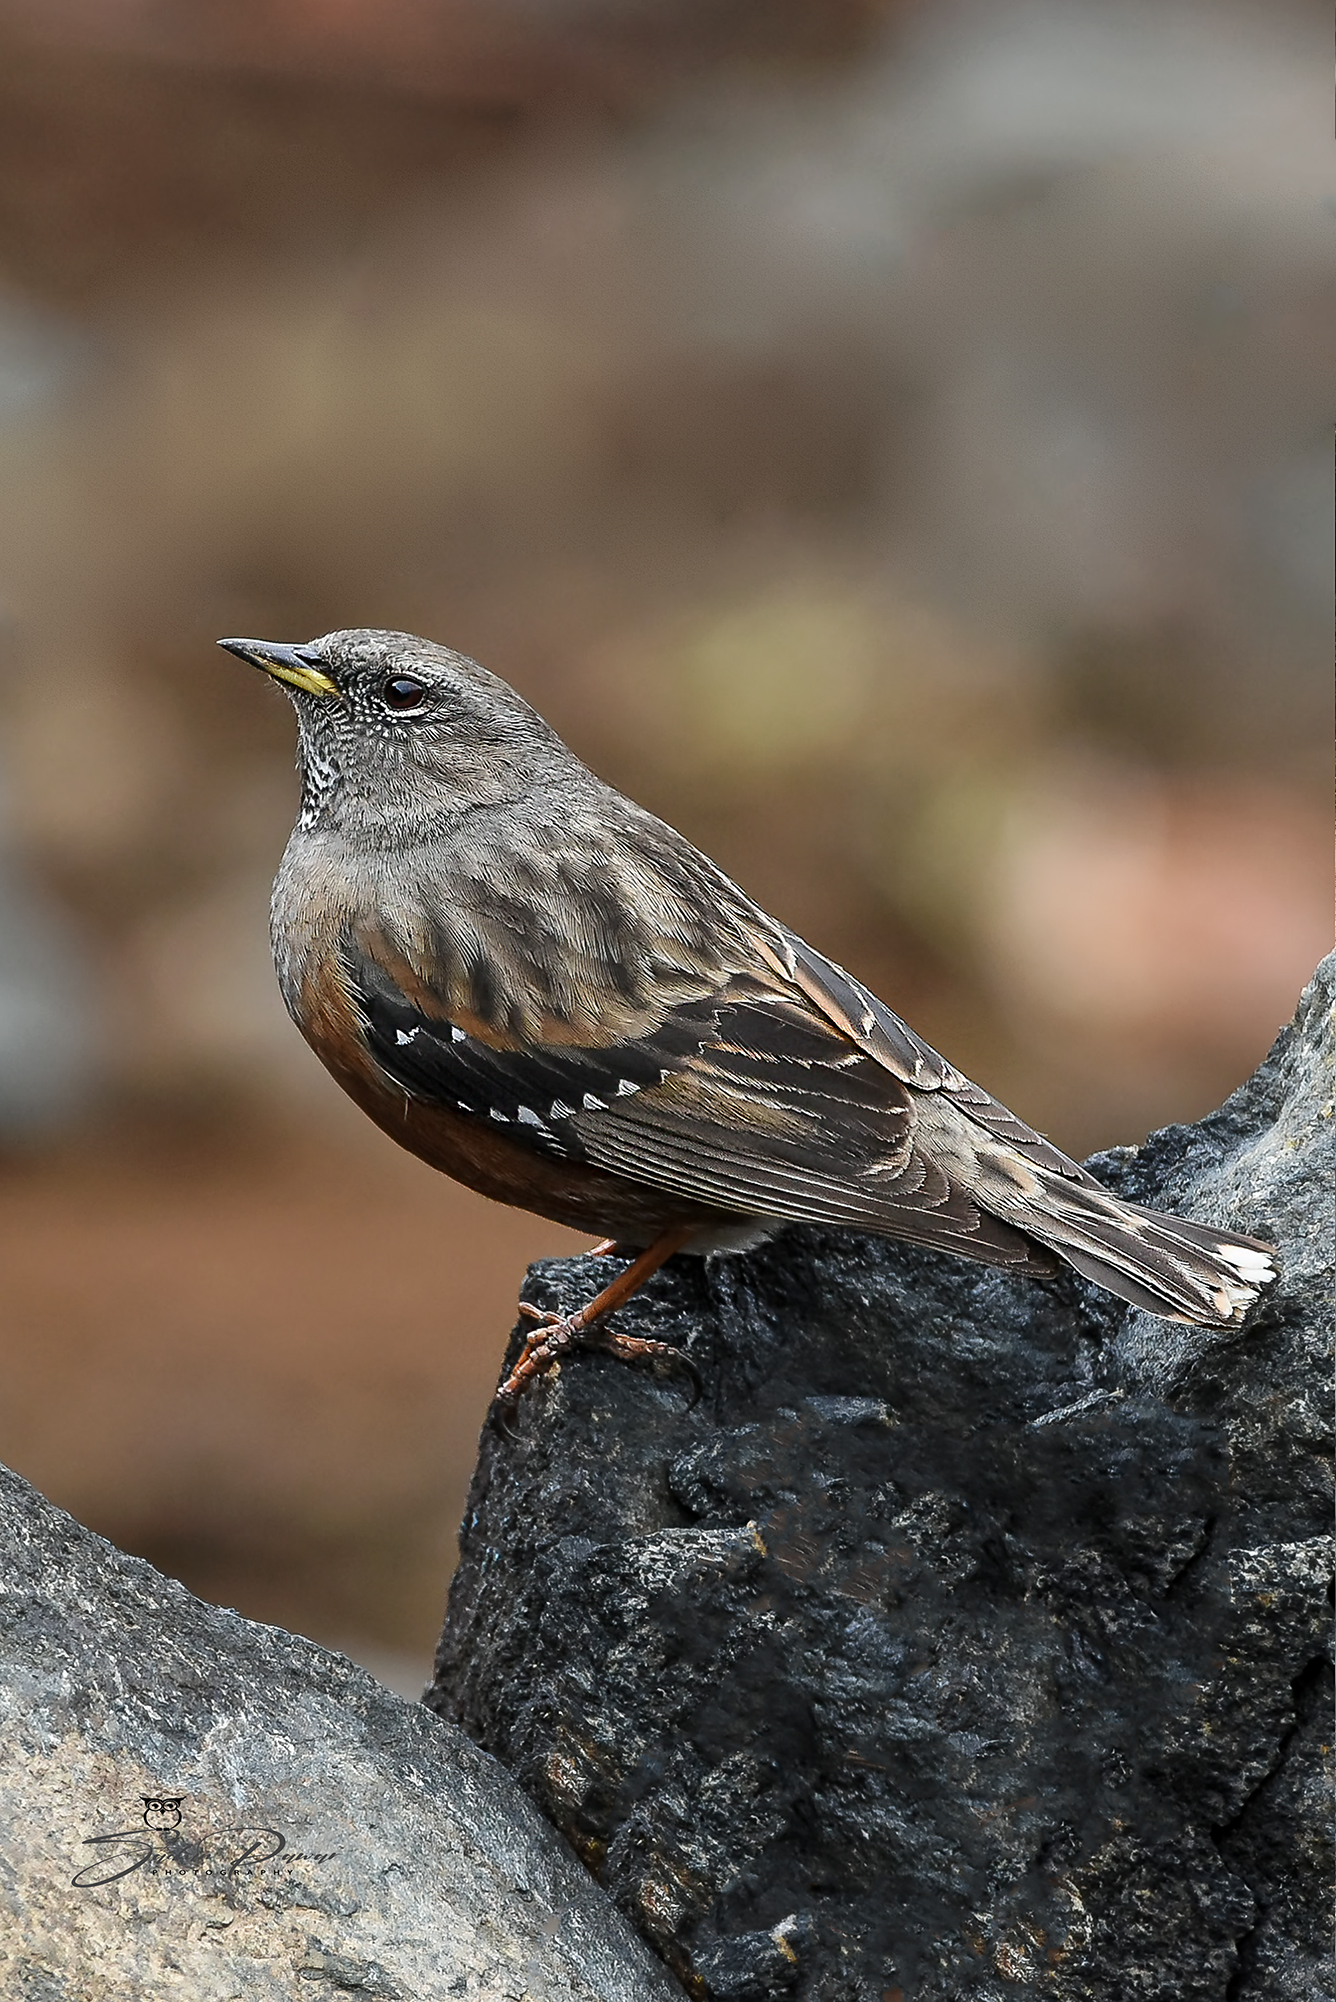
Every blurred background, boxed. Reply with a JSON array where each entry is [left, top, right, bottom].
[[0, 0, 1329, 1695]]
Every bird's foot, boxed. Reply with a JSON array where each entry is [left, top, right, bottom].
[[489, 1223, 701, 1430], [491, 1301, 700, 1427]]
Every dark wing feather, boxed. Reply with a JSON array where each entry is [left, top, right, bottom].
[[572, 982, 1055, 1271], [344, 937, 722, 1165], [775, 927, 1097, 1186]]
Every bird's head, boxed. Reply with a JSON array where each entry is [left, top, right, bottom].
[[218, 628, 565, 835]]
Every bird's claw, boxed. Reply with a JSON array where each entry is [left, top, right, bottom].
[[491, 1303, 701, 1430]]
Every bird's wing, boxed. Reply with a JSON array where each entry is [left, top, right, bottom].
[[764, 926, 1099, 1186], [570, 974, 1054, 1268], [341, 929, 723, 1165], [342, 924, 1056, 1272]]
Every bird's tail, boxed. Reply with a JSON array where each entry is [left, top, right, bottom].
[[1004, 1171, 1277, 1326]]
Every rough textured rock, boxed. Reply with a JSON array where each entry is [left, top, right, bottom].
[[0, 1465, 685, 2001], [431, 958, 1334, 2001]]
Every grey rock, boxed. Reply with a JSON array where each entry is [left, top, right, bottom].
[[431, 958, 1334, 2000], [0, 1467, 685, 2001]]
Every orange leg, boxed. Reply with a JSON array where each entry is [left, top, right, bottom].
[[493, 1224, 699, 1418]]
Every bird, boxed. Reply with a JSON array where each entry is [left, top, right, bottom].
[[219, 628, 1277, 1415]]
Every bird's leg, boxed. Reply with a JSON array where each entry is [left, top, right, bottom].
[[493, 1223, 699, 1416]]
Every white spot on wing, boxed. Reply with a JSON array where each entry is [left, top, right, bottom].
[[395, 1028, 417, 1046], [451, 1026, 467, 1043], [582, 1092, 607, 1112], [516, 1105, 545, 1128], [550, 1100, 574, 1120], [489, 1108, 510, 1122], [616, 1079, 640, 1096]]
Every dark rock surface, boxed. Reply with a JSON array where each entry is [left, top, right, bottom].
[[0, 1464, 686, 2000], [430, 958, 1334, 2001]]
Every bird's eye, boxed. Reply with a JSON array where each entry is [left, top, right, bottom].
[[382, 674, 429, 713]]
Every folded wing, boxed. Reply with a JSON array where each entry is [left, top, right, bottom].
[[344, 924, 1057, 1276]]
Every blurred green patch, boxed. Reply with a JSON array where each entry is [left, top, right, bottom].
[[657, 583, 882, 774]]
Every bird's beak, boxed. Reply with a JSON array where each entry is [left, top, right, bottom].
[[217, 637, 340, 698]]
